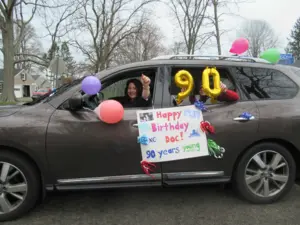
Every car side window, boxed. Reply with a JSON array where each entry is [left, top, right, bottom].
[[81, 68, 157, 110], [233, 67, 298, 100], [101, 77, 137, 100], [169, 67, 237, 105]]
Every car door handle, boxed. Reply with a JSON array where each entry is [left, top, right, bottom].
[[132, 123, 138, 128]]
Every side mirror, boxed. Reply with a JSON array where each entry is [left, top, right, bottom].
[[68, 94, 83, 111]]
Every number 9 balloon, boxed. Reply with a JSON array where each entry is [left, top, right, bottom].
[[174, 70, 194, 104]]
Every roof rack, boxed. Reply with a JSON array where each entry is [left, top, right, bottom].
[[150, 54, 271, 64]]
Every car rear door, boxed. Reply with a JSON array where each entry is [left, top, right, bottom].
[[46, 66, 165, 189], [160, 65, 260, 184]]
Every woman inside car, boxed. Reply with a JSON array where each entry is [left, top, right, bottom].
[[110, 74, 152, 108], [176, 77, 239, 105], [189, 81, 239, 104]]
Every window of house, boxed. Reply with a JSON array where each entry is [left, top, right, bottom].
[[233, 67, 298, 100], [81, 68, 157, 110], [169, 67, 236, 105]]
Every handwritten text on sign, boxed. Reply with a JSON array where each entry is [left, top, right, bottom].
[[137, 105, 209, 163]]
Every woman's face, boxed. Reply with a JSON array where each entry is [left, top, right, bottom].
[[127, 82, 137, 99]]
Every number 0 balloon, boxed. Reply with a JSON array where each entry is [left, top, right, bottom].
[[202, 67, 221, 98]]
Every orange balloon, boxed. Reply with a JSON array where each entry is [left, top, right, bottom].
[[99, 100, 124, 124]]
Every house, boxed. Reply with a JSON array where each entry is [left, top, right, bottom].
[[31, 75, 52, 90], [0, 69, 37, 98]]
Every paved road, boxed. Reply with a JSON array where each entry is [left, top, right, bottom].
[[3, 184, 300, 225]]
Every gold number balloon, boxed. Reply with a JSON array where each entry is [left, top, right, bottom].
[[202, 67, 221, 98], [174, 70, 194, 104]]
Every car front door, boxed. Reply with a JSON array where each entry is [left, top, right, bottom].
[[160, 65, 260, 184], [46, 66, 164, 188]]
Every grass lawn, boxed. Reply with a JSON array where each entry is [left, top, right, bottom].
[[0, 97, 32, 105]]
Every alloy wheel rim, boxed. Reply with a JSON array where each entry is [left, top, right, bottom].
[[244, 150, 289, 198], [0, 162, 28, 214]]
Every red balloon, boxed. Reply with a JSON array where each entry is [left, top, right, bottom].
[[99, 100, 124, 124], [229, 38, 249, 55]]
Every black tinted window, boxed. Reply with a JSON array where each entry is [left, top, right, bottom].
[[233, 67, 298, 100], [170, 67, 236, 105]]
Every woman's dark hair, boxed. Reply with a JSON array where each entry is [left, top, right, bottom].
[[124, 78, 143, 98]]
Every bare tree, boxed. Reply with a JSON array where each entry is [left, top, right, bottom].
[[0, 0, 67, 102], [72, 0, 158, 73], [112, 21, 166, 65], [168, 41, 186, 55], [39, 0, 82, 64], [14, 23, 43, 69], [207, 0, 250, 55], [0, 0, 39, 102], [238, 19, 279, 57], [167, 0, 212, 54]]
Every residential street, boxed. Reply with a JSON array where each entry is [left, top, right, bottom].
[[3, 184, 300, 225]]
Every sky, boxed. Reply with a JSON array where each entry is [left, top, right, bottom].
[[152, 0, 300, 56], [1, 0, 299, 66]]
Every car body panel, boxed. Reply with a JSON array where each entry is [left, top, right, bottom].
[[158, 64, 260, 182], [45, 65, 165, 188], [161, 101, 259, 181], [0, 105, 23, 117], [46, 108, 162, 182], [0, 59, 299, 190], [0, 103, 55, 183]]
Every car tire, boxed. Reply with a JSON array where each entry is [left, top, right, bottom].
[[0, 150, 41, 222], [233, 142, 296, 204]]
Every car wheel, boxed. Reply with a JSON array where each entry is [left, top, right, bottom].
[[233, 142, 296, 204], [0, 151, 41, 222]]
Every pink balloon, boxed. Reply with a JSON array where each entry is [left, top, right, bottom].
[[229, 38, 249, 55], [99, 100, 124, 124]]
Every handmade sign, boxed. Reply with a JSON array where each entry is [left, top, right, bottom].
[[136, 105, 209, 163]]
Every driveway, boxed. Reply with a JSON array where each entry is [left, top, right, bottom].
[[3, 184, 300, 225]]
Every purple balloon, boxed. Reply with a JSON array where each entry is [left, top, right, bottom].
[[81, 76, 101, 95]]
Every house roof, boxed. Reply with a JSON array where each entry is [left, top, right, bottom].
[[0, 69, 23, 81]]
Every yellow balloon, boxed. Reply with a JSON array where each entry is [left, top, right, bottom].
[[202, 67, 221, 98], [174, 70, 194, 104]]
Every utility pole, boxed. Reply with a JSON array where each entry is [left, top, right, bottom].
[[48, 41, 66, 89], [55, 50, 60, 88]]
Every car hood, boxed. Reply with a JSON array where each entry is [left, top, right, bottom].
[[0, 105, 23, 117]]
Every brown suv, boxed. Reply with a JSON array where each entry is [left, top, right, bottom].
[[0, 55, 299, 221]]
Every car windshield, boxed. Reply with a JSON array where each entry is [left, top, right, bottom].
[[24, 77, 84, 106]]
